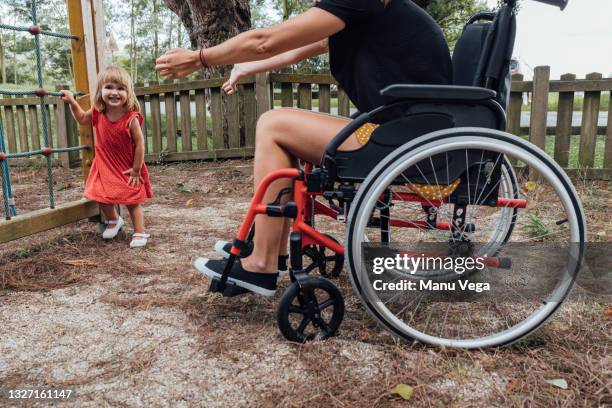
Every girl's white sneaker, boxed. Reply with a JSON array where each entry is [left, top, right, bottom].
[[130, 233, 150, 248], [102, 216, 124, 239]]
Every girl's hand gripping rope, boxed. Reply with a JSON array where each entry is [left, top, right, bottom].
[[59, 90, 77, 106]]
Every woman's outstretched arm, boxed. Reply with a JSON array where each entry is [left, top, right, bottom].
[[222, 40, 328, 94], [155, 8, 343, 79]]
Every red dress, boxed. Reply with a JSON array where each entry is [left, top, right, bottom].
[[84, 109, 153, 205]]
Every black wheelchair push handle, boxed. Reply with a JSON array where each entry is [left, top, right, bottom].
[[529, 0, 568, 10]]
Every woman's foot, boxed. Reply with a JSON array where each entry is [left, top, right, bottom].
[[214, 240, 289, 275], [102, 216, 124, 239], [194, 257, 278, 297], [130, 232, 150, 248]]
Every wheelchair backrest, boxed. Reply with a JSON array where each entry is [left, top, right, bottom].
[[452, 5, 517, 110]]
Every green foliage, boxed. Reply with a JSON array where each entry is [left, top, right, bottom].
[[413, 0, 490, 48], [1, 0, 74, 86], [524, 214, 552, 239]]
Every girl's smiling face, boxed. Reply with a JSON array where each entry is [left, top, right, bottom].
[[101, 82, 128, 109]]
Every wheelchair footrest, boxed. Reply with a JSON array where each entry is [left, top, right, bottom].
[[208, 277, 250, 297]]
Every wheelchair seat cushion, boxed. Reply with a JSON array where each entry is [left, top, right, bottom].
[[354, 123, 380, 145]]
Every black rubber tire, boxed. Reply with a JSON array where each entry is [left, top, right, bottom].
[[277, 277, 345, 342], [345, 128, 586, 348]]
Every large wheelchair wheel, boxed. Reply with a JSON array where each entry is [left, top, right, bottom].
[[346, 128, 586, 348]]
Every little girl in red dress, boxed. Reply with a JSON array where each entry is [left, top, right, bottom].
[[61, 66, 153, 248]]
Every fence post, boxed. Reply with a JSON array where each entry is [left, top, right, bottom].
[[2, 95, 17, 154], [255, 72, 271, 119], [55, 85, 80, 168], [297, 83, 312, 110], [579, 72, 602, 168], [164, 79, 177, 152], [135, 82, 148, 154], [554, 73, 575, 168], [506, 73, 523, 136], [604, 89, 612, 170], [529, 66, 550, 151], [337, 87, 350, 117]]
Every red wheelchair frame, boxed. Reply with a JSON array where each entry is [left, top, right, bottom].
[[226, 162, 527, 270]]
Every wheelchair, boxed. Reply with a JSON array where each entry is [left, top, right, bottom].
[[208, 0, 585, 348]]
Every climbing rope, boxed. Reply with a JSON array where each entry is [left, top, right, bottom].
[[0, 120, 16, 219], [0, 89, 81, 97], [0, 0, 87, 219], [0, 23, 79, 40]]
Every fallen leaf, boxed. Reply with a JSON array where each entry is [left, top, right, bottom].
[[604, 306, 612, 319], [186, 199, 194, 207], [545, 379, 568, 389], [506, 378, 521, 393], [390, 384, 414, 400], [524, 181, 537, 192]]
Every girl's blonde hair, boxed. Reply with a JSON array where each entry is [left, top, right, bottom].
[[93, 65, 140, 113]]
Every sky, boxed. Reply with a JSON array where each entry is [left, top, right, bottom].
[[485, 0, 612, 79]]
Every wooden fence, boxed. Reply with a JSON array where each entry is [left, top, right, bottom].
[[1, 67, 611, 179]]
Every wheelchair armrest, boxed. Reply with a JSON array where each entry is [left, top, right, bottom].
[[380, 84, 496, 101]]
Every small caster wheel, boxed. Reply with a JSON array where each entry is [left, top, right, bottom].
[[303, 234, 344, 277], [277, 276, 344, 342]]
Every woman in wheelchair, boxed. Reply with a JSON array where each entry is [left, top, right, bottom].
[[156, 0, 453, 296], [157, 0, 586, 348]]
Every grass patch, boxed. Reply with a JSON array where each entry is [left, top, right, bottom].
[[523, 214, 552, 239]]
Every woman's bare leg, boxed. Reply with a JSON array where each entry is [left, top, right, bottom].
[[241, 108, 360, 273]]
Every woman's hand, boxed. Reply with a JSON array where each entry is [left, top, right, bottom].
[[222, 65, 249, 95], [155, 48, 202, 79], [123, 168, 144, 186]]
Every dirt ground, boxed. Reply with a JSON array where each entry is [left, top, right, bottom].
[[0, 160, 610, 407]]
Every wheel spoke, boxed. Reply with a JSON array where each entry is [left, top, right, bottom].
[[296, 316, 311, 333], [318, 297, 336, 310], [315, 318, 332, 335], [288, 305, 306, 314], [304, 263, 317, 273]]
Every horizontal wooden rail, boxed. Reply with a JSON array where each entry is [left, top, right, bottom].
[[134, 77, 256, 96], [0, 198, 99, 244], [0, 96, 61, 107], [270, 73, 338, 85]]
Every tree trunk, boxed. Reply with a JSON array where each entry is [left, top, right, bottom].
[[163, 0, 251, 148], [162, 0, 251, 77]]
